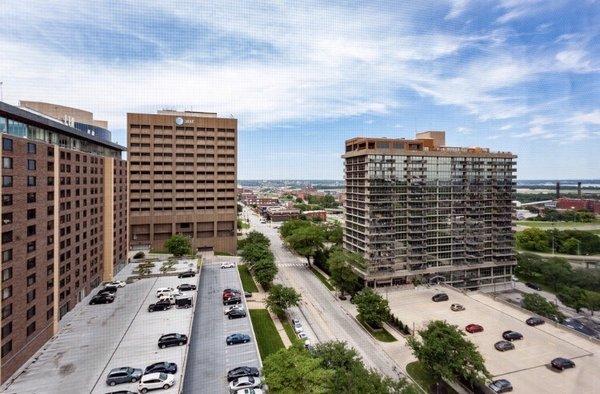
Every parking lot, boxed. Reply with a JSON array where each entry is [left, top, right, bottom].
[[3, 261, 199, 394], [183, 259, 261, 394], [384, 285, 600, 393]]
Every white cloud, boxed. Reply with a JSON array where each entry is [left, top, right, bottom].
[[445, 0, 470, 20], [570, 110, 600, 125]]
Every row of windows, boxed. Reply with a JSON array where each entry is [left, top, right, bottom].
[[2, 175, 38, 187]]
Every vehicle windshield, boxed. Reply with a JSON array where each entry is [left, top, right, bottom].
[[159, 372, 167, 380]]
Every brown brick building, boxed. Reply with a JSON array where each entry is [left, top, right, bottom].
[[128, 111, 237, 254], [0, 101, 127, 384]]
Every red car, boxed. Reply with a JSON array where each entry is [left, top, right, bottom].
[[465, 324, 484, 333]]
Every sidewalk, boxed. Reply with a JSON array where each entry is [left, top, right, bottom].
[[245, 278, 293, 347]]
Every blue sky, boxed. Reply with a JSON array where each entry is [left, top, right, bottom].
[[0, 0, 598, 179]]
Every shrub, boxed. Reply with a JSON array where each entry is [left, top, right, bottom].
[[133, 251, 145, 259]]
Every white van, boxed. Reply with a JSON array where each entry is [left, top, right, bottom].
[[138, 372, 175, 393], [155, 287, 175, 298]]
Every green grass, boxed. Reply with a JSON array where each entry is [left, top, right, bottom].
[[249, 309, 285, 360], [516, 220, 600, 229], [357, 316, 397, 342], [309, 266, 334, 291], [406, 361, 458, 394], [281, 318, 301, 345], [238, 265, 259, 293]]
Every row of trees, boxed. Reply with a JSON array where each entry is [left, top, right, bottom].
[[530, 209, 596, 223], [516, 253, 600, 313], [521, 293, 564, 321], [516, 228, 600, 255], [238, 231, 278, 288], [263, 341, 414, 393]]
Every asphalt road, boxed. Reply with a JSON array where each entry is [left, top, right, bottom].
[[183, 260, 260, 394], [245, 208, 403, 380]]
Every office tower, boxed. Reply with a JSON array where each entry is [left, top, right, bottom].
[[343, 131, 516, 290], [0, 101, 127, 383], [127, 111, 237, 254]]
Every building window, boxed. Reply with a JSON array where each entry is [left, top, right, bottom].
[[47, 308, 53, 320], [2, 231, 13, 244], [1, 267, 12, 282], [27, 257, 36, 269], [2, 285, 12, 300], [27, 289, 36, 303], [27, 274, 36, 286], [27, 142, 36, 154], [27, 176, 37, 186], [27, 192, 36, 203], [2, 212, 12, 225], [1, 322, 12, 339], [2, 138, 13, 151], [2, 157, 12, 169], [27, 225, 36, 236], [2, 176, 13, 187], [27, 240, 36, 252], [47, 177, 54, 186], [1, 304, 12, 319], [2, 194, 12, 206], [27, 209, 36, 220], [2, 249, 12, 263], [1, 340, 12, 358], [27, 159, 36, 170], [26, 306, 36, 319]]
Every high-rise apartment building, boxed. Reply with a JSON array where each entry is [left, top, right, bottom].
[[128, 111, 237, 254], [0, 101, 127, 383], [343, 131, 516, 290]]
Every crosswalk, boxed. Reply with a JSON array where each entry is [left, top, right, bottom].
[[277, 262, 307, 268]]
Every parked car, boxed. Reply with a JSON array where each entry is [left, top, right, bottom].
[[229, 376, 262, 392], [502, 330, 523, 341], [89, 294, 114, 305], [551, 357, 575, 371], [106, 367, 143, 386], [148, 300, 172, 312], [103, 285, 119, 294], [291, 318, 301, 325], [106, 280, 126, 288], [494, 340, 515, 352], [177, 283, 196, 291], [178, 270, 196, 278], [244, 292, 252, 298], [526, 316, 545, 326], [226, 333, 251, 345], [175, 296, 193, 309], [235, 389, 264, 394], [298, 332, 308, 340], [105, 391, 137, 394], [293, 323, 304, 333], [224, 288, 241, 293], [224, 297, 242, 306], [221, 262, 236, 269], [223, 289, 241, 298], [489, 379, 513, 393], [465, 324, 484, 333], [227, 366, 260, 382], [229, 308, 247, 320], [156, 287, 175, 298], [144, 362, 177, 375], [525, 282, 541, 291], [98, 289, 117, 298], [225, 305, 245, 315], [432, 293, 449, 302], [138, 372, 175, 393], [450, 303, 465, 311], [158, 333, 188, 349]]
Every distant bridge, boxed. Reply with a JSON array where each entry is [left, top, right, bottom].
[[517, 250, 599, 269], [518, 200, 554, 206]]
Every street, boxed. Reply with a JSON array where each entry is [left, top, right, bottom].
[[244, 208, 405, 380]]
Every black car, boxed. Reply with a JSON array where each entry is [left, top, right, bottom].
[[494, 340, 515, 352], [158, 333, 188, 349], [148, 300, 172, 312], [502, 330, 523, 341], [228, 309, 247, 319], [227, 366, 260, 382], [525, 282, 541, 291], [102, 285, 119, 294], [551, 357, 575, 370], [178, 270, 196, 278], [144, 362, 178, 375], [223, 297, 242, 306], [432, 293, 449, 302], [489, 379, 513, 393], [105, 391, 137, 394], [89, 294, 114, 305], [526, 316, 545, 326], [226, 333, 251, 345], [98, 289, 116, 297], [177, 284, 197, 291], [244, 292, 252, 298]]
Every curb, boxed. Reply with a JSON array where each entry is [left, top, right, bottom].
[[236, 264, 264, 368]]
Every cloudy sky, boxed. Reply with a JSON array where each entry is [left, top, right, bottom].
[[0, 1, 598, 179]]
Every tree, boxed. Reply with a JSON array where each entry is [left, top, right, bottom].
[[240, 243, 273, 265], [515, 228, 551, 252], [540, 257, 572, 291], [263, 343, 333, 393], [325, 222, 343, 245], [560, 237, 580, 255], [266, 284, 301, 317], [586, 292, 600, 315], [557, 286, 588, 313], [239, 231, 270, 250], [327, 250, 362, 296], [353, 288, 390, 329], [164, 234, 192, 257], [253, 258, 278, 288], [407, 320, 490, 389], [280, 219, 311, 238], [521, 293, 564, 321], [515, 253, 544, 278], [285, 224, 325, 265]]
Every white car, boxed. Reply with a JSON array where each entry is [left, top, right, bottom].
[[221, 262, 236, 269], [293, 323, 303, 333], [106, 280, 126, 288], [158, 292, 183, 305], [229, 376, 262, 392], [156, 288, 175, 298], [224, 305, 244, 315], [138, 372, 175, 393], [236, 389, 264, 394], [298, 332, 308, 340]]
